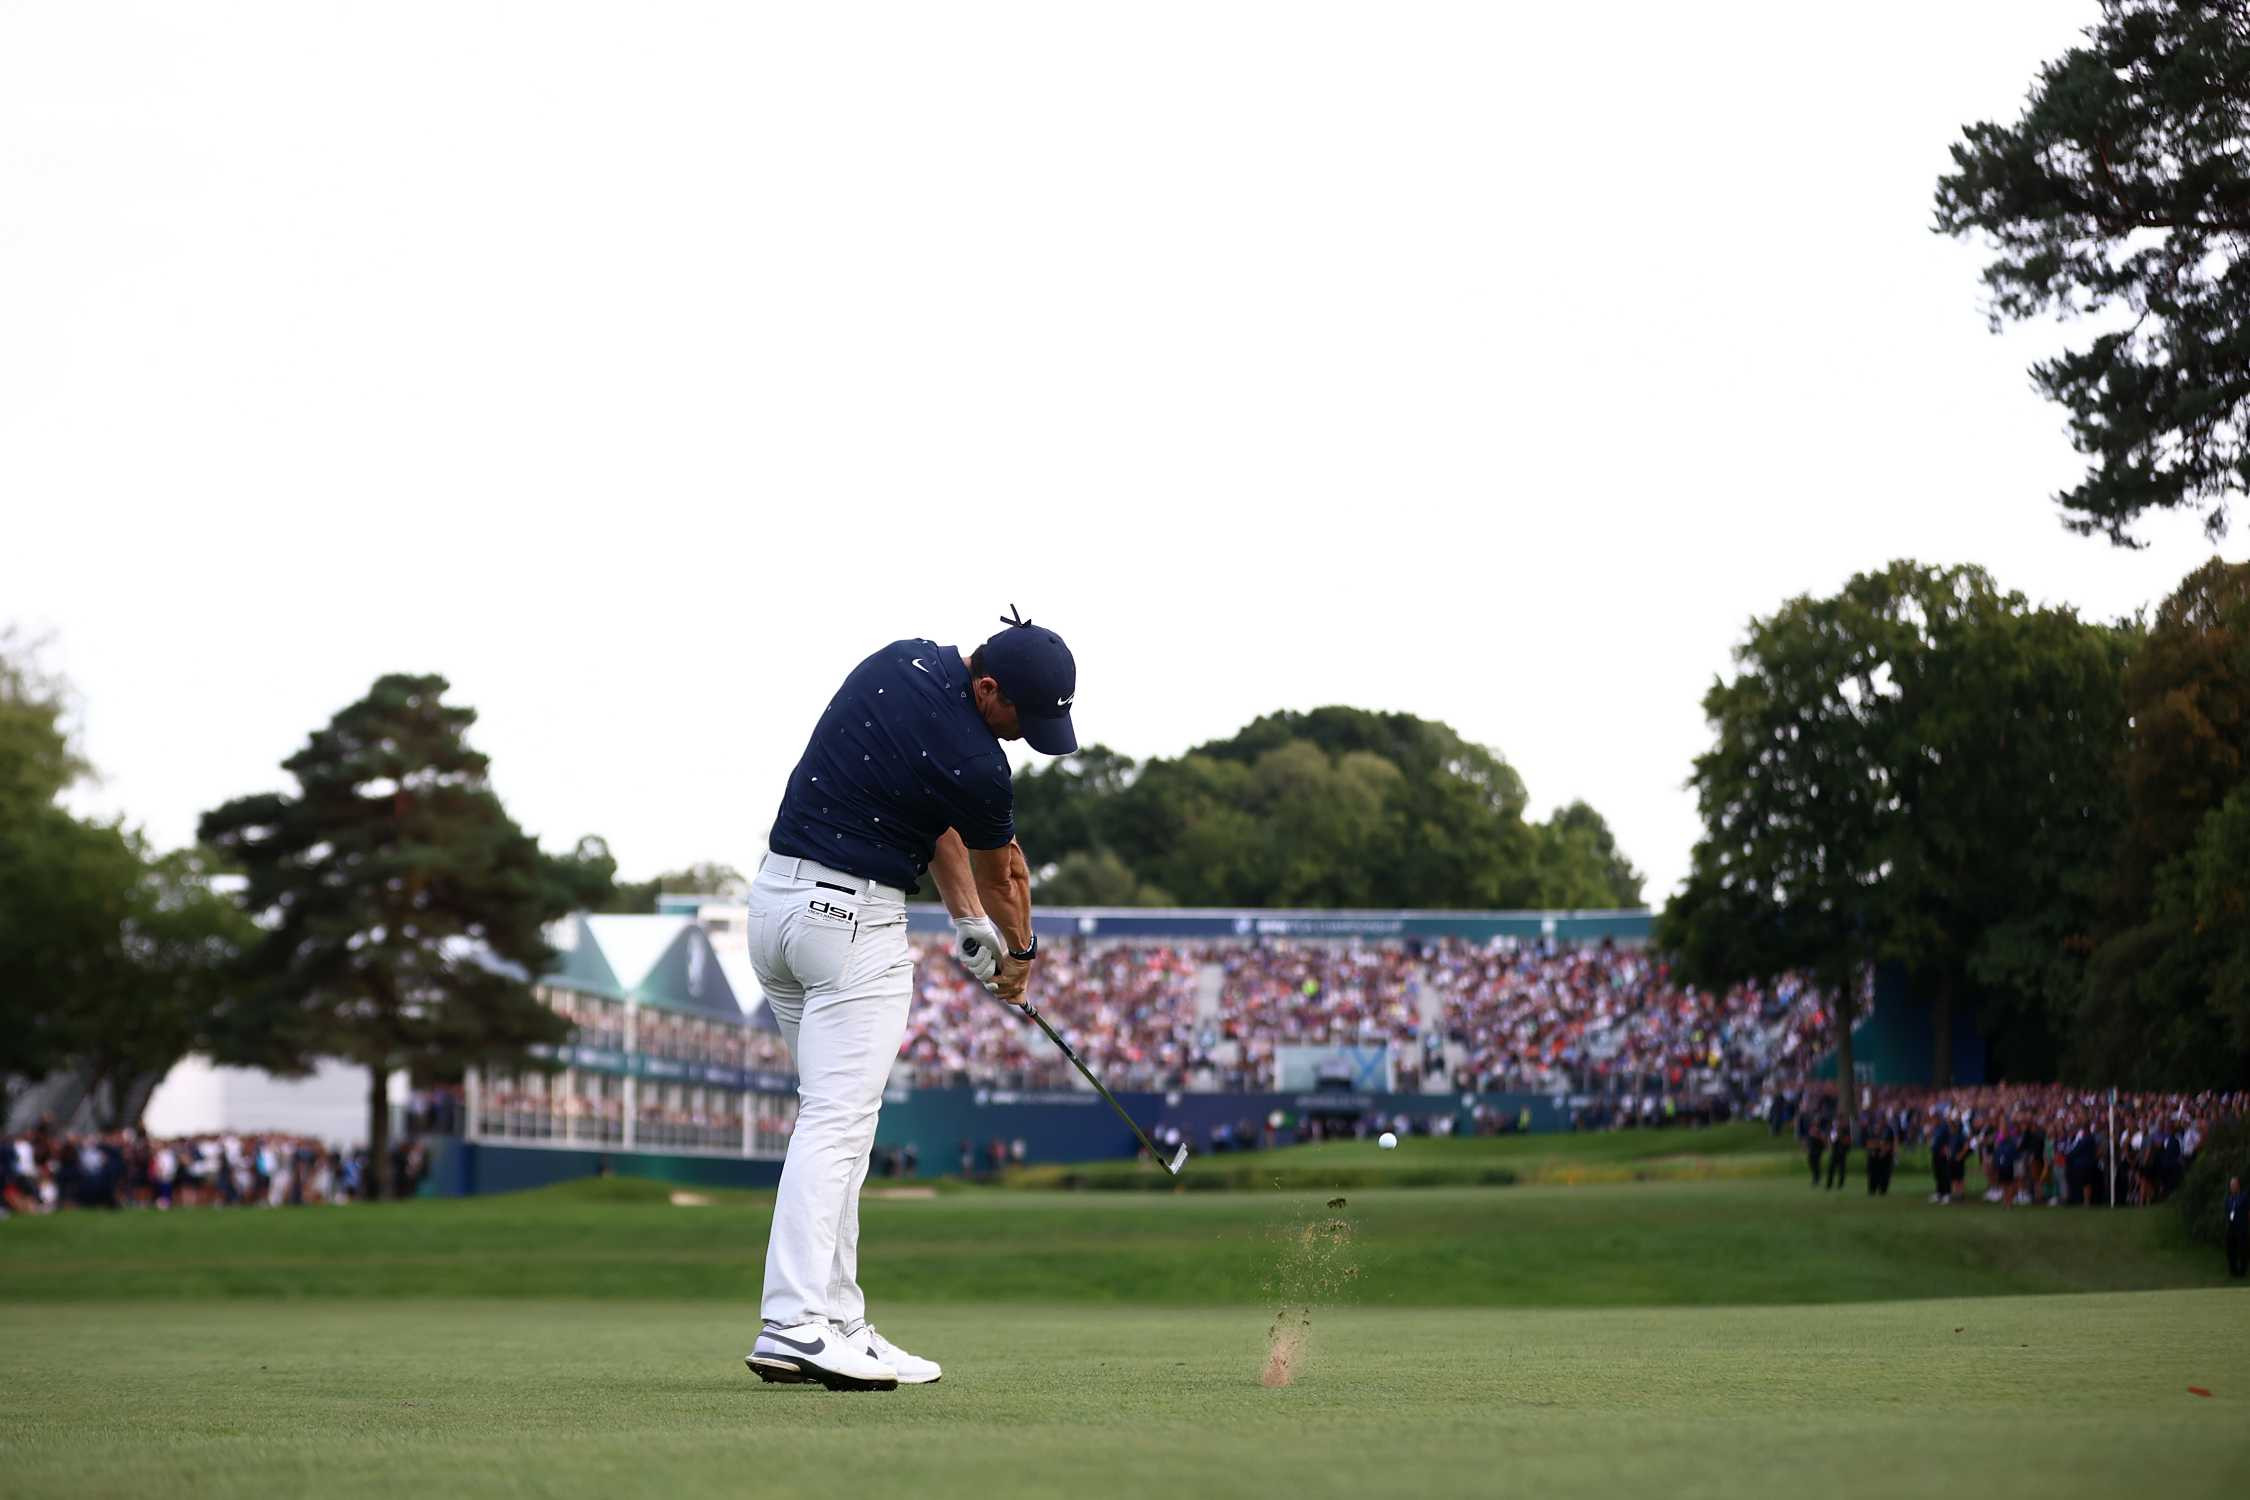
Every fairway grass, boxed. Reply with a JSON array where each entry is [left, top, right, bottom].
[[0, 1174, 2223, 1308], [8, 1141, 2245, 1496], [4, 1293, 2245, 1499]]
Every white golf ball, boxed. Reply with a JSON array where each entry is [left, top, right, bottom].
[[1378, 1131, 1399, 1150]]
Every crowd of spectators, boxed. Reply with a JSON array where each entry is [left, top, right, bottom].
[[1770, 1083, 2247, 1207], [0, 1123, 427, 1217], [899, 936, 1210, 1089], [1430, 943, 1842, 1098], [1209, 942, 1424, 1089], [890, 934, 1842, 1099]]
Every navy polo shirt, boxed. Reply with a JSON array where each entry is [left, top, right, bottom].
[[767, 639, 1016, 891]]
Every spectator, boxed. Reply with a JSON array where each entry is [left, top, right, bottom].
[[2226, 1177, 2247, 1279], [1864, 1114, 1894, 1197], [0, 1129, 354, 1214]]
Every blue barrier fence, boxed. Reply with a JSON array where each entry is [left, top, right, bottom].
[[425, 1087, 1579, 1195], [872, 1086, 1569, 1176], [424, 1137, 784, 1197]]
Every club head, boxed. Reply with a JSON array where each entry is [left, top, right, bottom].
[[1166, 1144, 1189, 1176]]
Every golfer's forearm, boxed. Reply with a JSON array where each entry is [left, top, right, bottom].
[[929, 830, 984, 921], [968, 841, 1033, 952]]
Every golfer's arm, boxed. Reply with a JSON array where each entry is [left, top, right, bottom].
[[929, 829, 993, 922], [967, 840, 1033, 953]]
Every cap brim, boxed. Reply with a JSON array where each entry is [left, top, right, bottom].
[[1020, 710, 1076, 755]]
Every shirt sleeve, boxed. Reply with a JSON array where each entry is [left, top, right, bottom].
[[943, 753, 1016, 849]]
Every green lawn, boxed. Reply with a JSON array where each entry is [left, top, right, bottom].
[[0, 1171, 2222, 1307], [5, 1130, 2246, 1497], [3, 1294, 2244, 1499]]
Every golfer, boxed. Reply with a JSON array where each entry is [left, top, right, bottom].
[[744, 608, 1075, 1391]]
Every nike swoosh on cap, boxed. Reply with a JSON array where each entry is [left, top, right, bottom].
[[762, 1331, 826, 1355], [911, 659, 931, 673]]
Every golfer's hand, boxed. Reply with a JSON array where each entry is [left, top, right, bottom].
[[951, 915, 1003, 983], [991, 953, 1031, 1006]]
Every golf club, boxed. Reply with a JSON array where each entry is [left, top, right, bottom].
[[1020, 1000, 1190, 1176], [963, 936, 1188, 1176]]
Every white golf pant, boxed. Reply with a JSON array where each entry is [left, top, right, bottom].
[[748, 855, 913, 1329]]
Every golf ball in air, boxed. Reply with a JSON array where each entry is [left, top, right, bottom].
[[1378, 1131, 1398, 1150]]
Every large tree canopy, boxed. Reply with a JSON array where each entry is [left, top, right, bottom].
[[1935, 0, 2250, 544], [200, 674, 613, 1196], [64, 841, 258, 1129], [2081, 557, 2250, 1084], [1662, 563, 2133, 1100], [0, 637, 102, 1100], [1013, 707, 1642, 910], [1, 636, 252, 1123]]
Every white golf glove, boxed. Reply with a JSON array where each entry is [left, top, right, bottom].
[[951, 914, 1005, 984]]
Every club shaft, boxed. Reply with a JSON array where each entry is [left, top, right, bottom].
[[1021, 1003, 1174, 1169]]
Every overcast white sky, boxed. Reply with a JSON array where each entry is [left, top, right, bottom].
[[3, 2, 2241, 905]]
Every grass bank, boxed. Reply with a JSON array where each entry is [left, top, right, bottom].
[[0, 1172, 2223, 1308]]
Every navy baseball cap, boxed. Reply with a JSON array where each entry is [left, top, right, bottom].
[[980, 605, 1077, 755]]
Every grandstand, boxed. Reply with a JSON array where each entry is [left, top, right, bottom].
[[433, 900, 1854, 1192], [897, 929, 1836, 1099], [458, 914, 797, 1187]]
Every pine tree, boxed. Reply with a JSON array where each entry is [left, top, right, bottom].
[[200, 674, 611, 1197]]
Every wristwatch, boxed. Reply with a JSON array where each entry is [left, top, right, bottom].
[[1008, 934, 1039, 962]]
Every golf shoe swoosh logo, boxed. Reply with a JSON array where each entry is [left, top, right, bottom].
[[764, 1331, 826, 1355]]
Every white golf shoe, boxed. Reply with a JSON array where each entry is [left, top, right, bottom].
[[747, 1322, 898, 1392], [845, 1321, 942, 1385]]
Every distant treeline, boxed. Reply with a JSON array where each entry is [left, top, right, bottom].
[[1013, 706, 1642, 912]]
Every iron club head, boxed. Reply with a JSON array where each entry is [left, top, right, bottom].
[[1166, 1143, 1190, 1176]]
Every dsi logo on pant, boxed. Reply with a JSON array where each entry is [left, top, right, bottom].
[[808, 899, 857, 924]]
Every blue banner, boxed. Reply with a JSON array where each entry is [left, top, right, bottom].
[[902, 905, 1650, 943], [526, 1042, 793, 1094]]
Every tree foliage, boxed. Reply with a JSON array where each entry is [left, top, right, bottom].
[[2081, 558, 2250, 1084], [0, 802, 142, 1110], [0, 641, 79, 1095], [199, 674, 612, 1195], [1034, 848, 1174, 907], [1887, 581, 2135, 1079], [67, 842, 259, 1128], [1011, 707, 1641, 910], [1935, 1, 2250, 544], [1662, 563, 2133, 1098], [0, 630, 86, 813], [1535, 801, 1647, 912], [2175, 1111, 2250, 1247], [604, 859, 750, 913], [0, 637, 130, 1104], [0, 636, 252, 1123]]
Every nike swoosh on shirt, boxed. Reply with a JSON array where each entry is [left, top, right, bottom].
[[762, 1331, 827, 1355], [912, 659, 931, 673]]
